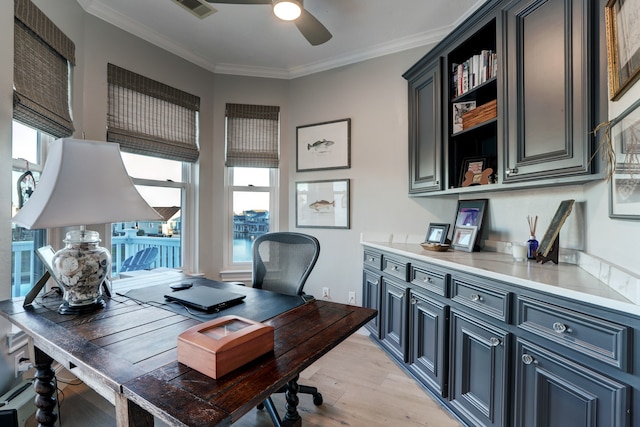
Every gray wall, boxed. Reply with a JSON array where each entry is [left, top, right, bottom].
[[1, 0, 639, 391]]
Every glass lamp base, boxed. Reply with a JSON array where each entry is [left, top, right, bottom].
[[58, 297, 106, 315]]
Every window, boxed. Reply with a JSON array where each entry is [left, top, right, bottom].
[[227, 167, 278, 265], [112, 153, 188, 276], [11, 121, 51, 297], [107, 64, 200, 276], [224, 104, 280, 273], [11, 0, 75, 297]]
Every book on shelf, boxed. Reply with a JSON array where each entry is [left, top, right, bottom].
[[451, 50, 497, 98], [453, 100, 477, 133]]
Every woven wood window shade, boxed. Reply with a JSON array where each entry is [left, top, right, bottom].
[[13, 0, 75, 138], [107, 63, 200, 163], [225, 103, 280, 168]]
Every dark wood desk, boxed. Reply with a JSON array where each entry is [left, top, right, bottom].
[[0, 272, 376, 427]]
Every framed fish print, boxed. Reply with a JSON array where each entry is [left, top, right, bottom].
[[295, 179, 350, 229], [296, 118, 351, 171]]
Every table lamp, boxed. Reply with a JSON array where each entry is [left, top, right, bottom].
[[12, 138, 163, 314]]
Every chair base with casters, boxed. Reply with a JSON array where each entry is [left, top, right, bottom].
[[249, 232, 323, 426], [258, 376, 323, 426]]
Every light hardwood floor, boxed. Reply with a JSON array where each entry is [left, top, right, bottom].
[[27, 333, 461, 427]]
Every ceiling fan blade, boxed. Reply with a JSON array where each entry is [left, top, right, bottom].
[[205, 1, 271, 4], [295, 8, 332, 46]]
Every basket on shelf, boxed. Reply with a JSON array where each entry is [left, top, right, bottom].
[[462, 99, 497, 130]]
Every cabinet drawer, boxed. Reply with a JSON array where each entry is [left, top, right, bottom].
[[517, 296, 630, 371], [410, 264, 448, 297], [363, 250, 382, 271], [383, 257, 409, 282], [451, 275, 511, 322]]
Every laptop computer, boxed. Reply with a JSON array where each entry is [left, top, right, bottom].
[[164, 286, 246, 312]]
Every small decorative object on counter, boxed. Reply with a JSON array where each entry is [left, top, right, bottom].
[[52, 230, 109, 313], [527, 215, 539, 259]]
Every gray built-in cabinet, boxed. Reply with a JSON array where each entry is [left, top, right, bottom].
[[362, 246, 636, 426], [404, 0, 609, 195]]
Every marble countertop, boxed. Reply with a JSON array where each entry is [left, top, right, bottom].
[[362, 240, 639, 316]]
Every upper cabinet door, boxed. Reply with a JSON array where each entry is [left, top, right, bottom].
[[502, 0, 593, 182], [407, 58, 443, 194]]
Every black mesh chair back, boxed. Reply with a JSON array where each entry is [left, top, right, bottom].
[[252, 232, 320, 296], [250, 232, 323, 424]]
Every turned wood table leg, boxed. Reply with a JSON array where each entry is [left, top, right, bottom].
[[282, 374, 301, 427], [33, 347, 57, 427]]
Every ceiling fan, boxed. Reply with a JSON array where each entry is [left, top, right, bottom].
[[206, 0, 332, 46]]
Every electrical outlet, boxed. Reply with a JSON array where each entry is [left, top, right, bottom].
[[322, 287, 330, 299], [348, 291, 356, 305], [14, 350, 25, 378]]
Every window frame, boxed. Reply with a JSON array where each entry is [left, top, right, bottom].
[[106, 160, 197, 276], [221, 166, 279, 279]]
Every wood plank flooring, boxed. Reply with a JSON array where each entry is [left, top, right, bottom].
[[26, 333, 461, 427]]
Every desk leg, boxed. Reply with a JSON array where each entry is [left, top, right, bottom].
[[115, 393, 154, 427], [33, 347, 57, 427], [282, 374, 301, 427]]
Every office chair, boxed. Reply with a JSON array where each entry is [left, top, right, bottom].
[[251, 232, 322, 425]]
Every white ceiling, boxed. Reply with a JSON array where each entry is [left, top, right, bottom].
[[76, 0, 484, 79]]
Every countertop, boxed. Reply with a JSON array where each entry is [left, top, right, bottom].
[[362, 240, 639, 316]]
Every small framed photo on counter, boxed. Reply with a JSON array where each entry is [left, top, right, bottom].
[[451, 225, 478, 252], [425, 223, 450, 244]]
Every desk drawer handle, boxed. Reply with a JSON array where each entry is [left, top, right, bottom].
[[470, 293, 483, 302], [422, 276, 433, 283], [522, 354, 536, 365], [552, 322, 569, 334], [392, 266, 399, 271], [369, 257, 376, 262]]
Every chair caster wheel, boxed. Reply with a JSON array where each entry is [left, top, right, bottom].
[[257, 402, 265, 410], [313, 393, 323, 406]]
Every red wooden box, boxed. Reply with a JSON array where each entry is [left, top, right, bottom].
[[177, 315, 274, 379]]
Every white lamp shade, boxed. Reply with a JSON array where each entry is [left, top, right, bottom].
[[12, 138, 163, 229]]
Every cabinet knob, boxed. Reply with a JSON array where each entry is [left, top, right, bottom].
[[373, 280, 379, 286], [411, 298, 417, 305], [506, 168, 518, 175], [392, 266, 398, 271], [552, 322, 569, 333], [423, 276, 433, 283], [489, 337, 501, 347], [369, 257, 375, 262], [521, 354, 536, 365], [470, 293, 483, 302]]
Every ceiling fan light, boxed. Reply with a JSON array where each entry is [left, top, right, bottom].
[[273, 0, 302, 21]]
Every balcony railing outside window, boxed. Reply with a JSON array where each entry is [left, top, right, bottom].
[[11, 235, 181, 298]]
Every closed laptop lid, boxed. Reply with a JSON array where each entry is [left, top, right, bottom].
[[164, 286, 246, 312]]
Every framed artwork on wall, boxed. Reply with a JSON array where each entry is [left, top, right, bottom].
[[608, 98, 640, 219], [296, 118, 351, 172], [605, 0, 640, 100], [295, 179, 350, 229]]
